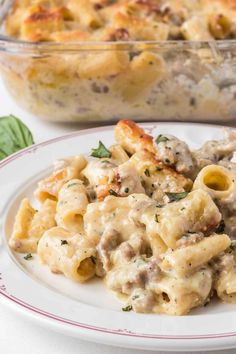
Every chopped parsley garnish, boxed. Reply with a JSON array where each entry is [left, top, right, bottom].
[[91, 256, 96, 264], [144, 168, 150, 177], [67, 182, 78, 188], [134, 257, 146, 267], [155, 214, 159, 222], [24, 253, 33, 260], [101, 160, 110, 163], [155, 134, 169, 144], [156, 166, 163, 172], [132, 295, 140, 300], [122, 305, 132, 312], [166, 192, 188, 203], [124, 187, 129, 193], [109, 189, 118, 196], [229, 241, 236, 252], [216, 219, 225, 234], [61, 240, 68, 245], [91, 141, 111, 158]]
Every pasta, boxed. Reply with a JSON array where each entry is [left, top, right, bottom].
[[9, 198, 57, 253], [4, 1, 236, 125], [38, 227, 96, 282], [56, 179, 88, 233], [9, 119, 236, 315], [35, 155, 87, 202], [193, 164, 235, 200], [5, 0, 236, 42]]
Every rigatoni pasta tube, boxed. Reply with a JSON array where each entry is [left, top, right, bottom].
[[35, 155, 87, 202], [114, 119, 154, 155], [153, 189, 221, 249], [109, 144, 129, 165], [193, 164, 235, 200], [215, 269, 236, 303], [116, 51, 166, 101], [152, 267, 213, 315], [9, 198, 56, 253], [161, 233, 231, 276], [67, 0, 102, 28], [56, 179, 88, 233], [76, 51, 129, 79], [38, 227, 96, 282]]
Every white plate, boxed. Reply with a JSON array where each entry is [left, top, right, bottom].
[[1, 122, 236, 352]]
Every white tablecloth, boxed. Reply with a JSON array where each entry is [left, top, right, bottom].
[[0, 79, 235, 354]]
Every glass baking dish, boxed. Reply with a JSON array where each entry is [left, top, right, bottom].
[[0, 2, 236, 123]]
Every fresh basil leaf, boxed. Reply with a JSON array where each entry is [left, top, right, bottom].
[[155, 134, 169, 144], [166, 192, 188, 203], [0, 115, 34, 160], [91, 141, 111, 158]]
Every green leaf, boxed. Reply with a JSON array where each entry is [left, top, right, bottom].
[[91, 141, 111, 158], [216, 219, 225, 234], [0, 115, 34, 160], [91, 256, 96, 265], [61, 240, 68, 245], [166, 192, 188, 203], [155, 214, 159, 222], [108, 189, 118, 196], [144, 168, 150, 177], [229, 241, 236, 252], [24, 253, 33, 260], [67, 182, 79, 188], [155, 134, 169, 144], [122, 305, 132, 312]]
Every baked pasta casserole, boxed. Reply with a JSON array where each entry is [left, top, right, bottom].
[[9, 120, 236, 315], [5, 0, 236, 42], [1, 0, 236, 122]]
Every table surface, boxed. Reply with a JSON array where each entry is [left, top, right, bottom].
[[0, 79, 235, 354]]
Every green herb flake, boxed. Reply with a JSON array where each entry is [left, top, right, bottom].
[[166, 192, 188, 203], [0, 115, 34, 160], [144, 168, 150, 177], [134, 257, 146, 267], [229, 241, 236, 252], [24, 253, 33, 260], [216, 219, 225, 234], [67, 182, 78, 188], [109, 189, 118, 196], [155, 214, 159, 222], [101, 160, 110, 163], [61, 240, 68, 245], [132, 295, 140, 300], [91, 141, 111, 158], [124, 187, 129, 193], [156, 166, 163, 172], [122, 305, 132, 312], [91, 256, 96, 264], [155, 134, 169, 145]]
